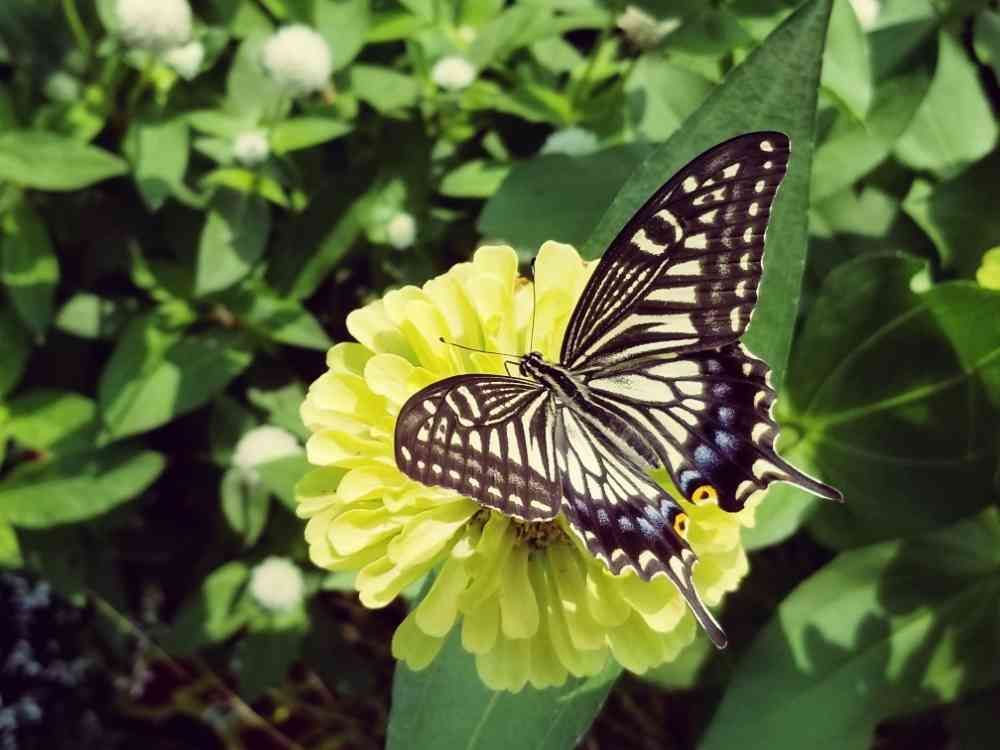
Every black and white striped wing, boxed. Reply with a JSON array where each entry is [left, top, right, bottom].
[[561, 133, 790, 370], [394, 375, 561, 521], [585, 344, 843, 511], [555, 406, 727, 647]]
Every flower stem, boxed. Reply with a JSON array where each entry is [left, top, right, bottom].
[[61, 0, 91, 58]]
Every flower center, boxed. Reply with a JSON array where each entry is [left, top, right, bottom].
[[512, 516, 567, 548]]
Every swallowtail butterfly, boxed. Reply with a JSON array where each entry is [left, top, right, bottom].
[[394, 133, 842, 648]]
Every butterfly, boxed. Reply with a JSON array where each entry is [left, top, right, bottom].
[[393, 133, 842, 648]]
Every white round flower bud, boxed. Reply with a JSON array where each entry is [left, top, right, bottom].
[[386, 212, 417, 249], [541, 127, 600, 157], [163, 40, 204, 79], [232, 426, 301, 482], [261, 24, 333, 96], [249, 557, 305, 612], [233, 130, 270, 166], [615, 5, 680, 51], [849, 0, 880, 30], [116, 0, 193, 53], [431, 56, 476, 91]]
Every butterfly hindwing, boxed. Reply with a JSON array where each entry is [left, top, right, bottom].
[[585, 343, 842, 511], [554, 406, 727, 647], [562, 133, 791, 370], [394, 375, 561, 520]]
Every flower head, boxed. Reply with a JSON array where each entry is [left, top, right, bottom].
[[386, 212, 417, 250], [163, 40, 204, 79], [250, 557, 305, 611], [233, 130, 270, 167], [233, 426, 301, 482], [615, 5, 680, 51], [431, 56, 476, 91], [261, 24, 333, 96], [541, 127, 600, 157], [116, 0, 192, 53], [297, 243, 756, 691]]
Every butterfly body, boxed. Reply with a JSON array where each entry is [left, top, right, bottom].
[[394, 133, 842, 648]]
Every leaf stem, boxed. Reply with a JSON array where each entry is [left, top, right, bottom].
[[61, 0, 91, 58]]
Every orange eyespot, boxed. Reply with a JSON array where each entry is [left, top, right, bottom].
[[673, 512, 689, 538], [691, 485, 718, 504]]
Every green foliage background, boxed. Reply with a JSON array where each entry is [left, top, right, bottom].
[[1, 0, 998, 747]]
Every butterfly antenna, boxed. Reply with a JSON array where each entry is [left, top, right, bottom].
[[528, 256, 538, 354], [438, 337, 522, 359]]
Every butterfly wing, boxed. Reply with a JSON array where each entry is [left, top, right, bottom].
[[562, 132, 790, 370], [585, 343, 843, 511], [555, 405, 727, 647], [394, 375, 561, 521]]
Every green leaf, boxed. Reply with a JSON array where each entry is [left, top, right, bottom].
[[165, 561, 253, 653], [783, 255, 1000, 547], [894, 32, 998, 179], [202, 168, 290, 207], [810, 68, 931, 202], [225, 33, 286, 120], [1, 197, 59, 337], [270, 116, 352, 154], [822, 0, 873, 119], [439, 160, 511, 199], [54, 292, 127, 340], [222, 282, 332, 350], [0, 445, 164, 527], [195, 190, 271, 295], [741, 480, 820, 550], [0, 130, 127, 190], [247, 382, 309, 439], [123, 116, 190, 211], [623, 57, 714, 143], [349, 65, 420, 113], [255, 453, 310, 510], [974, 8, 1000, 69], [903, 153, 1000, 278], [386, 629, 620, 750], [583, 0, 833, 389], [5, 389, 99, 454], [0, 301, 31, 397], [315, 0, 370, 72], [98, 315, 254, 439], [701, 510, 1000, 750], [209, 395, 258, 465], [391, 2, 834, 743], [479, 145, 651, 257], [0, 516, 21, 567], [234, 616, 307, 701]]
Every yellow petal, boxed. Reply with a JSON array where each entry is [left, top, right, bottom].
[[295, 467, 345, 517], [607, 611, 668, 674], [346, 299, 416, 360], [392, 610, 446, 670], [459, 514, 512, 607], [306, 430, 390, 468], [498, 544, 538, 639], [616, 572, 686, 633], [415, 554, 470, 637], [546, 544, 606, 651], [387, 501, 478, 569], [328, 506, 402, 557], [357, 554, 438, 609], [585, 563, 631, 628], [364, 353, 417, 407], [398, 299, 455, 373], [461, 593, 499, 654], [325, 342, 373, 376], [477, 633, 530, 693], [337, 466, 405, 503]]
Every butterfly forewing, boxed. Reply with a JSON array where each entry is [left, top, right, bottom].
[[562, 133, 791, 370], [394, 375, 562, 521]]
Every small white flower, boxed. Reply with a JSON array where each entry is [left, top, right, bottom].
[[116, 0, 192, 53], [616, 5, 680, 50], [431, 55, 476, 91], [233, 130, 270, 166], [163, 40, 204, 79], [849, 0, 881, 31], [261, 24, 333, 96], [386, 212, 417, 249], [232, 426, 301, 482], [44, 72, 81, 102], [249, 557, 305, 612], [456, 25, 477, 45], [541, 127, 600, 157]]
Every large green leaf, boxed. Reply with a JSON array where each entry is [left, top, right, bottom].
[[4, 389, 99, 454], [0, 445, 164, 527], [0, 302, 30, 397], [98, 315, 254, 439], [0, 130, 127, 191], [822, 0, 873, 120], [123, 116, 190, 211], [781, 254, 1000, 547], [388, 2, 834, 745], [195, 190, 271, 295], [386, 630, 620, 750], [701, 510, 1000, 750]]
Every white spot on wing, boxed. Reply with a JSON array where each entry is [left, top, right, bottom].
[[699, 209, 718, 225], [684, 233, 708, 250], [760, 140, 774, 152], [722, 163, 740, 179], [648, 285, 697, 305], [632, 228, 666, 256], [683, 176, 699, 193]]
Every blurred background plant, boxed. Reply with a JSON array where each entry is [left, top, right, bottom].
[[0, 0, 998, 748]]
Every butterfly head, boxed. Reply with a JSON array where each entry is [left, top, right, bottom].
[[518, 351, 548, 379]]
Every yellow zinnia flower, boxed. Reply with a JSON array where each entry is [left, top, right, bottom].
[[297, 242, 756, 691]]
